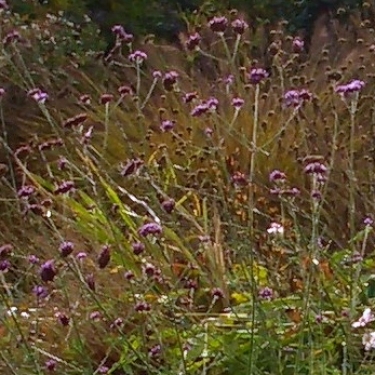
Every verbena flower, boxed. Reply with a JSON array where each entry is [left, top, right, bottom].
[[363, 332, 375, 351], [304, 162, 327, 175], [248, 68, 268, 84], [33, 285, 48, 298], [211, 287, 224, 299], [97, 245, 111, 269], [186, 32, 201, 51], [292, 36, 304, 52], [259, 287, 274, 301], [0, 259, 10, 271], [284, 89, 312, 108], [163, 71, 179, 91], [269, 170, 286, 183], [161, 198, 175, 213], [335, 79, 365, 97], [232, 97, 244, 110], [59, 241, 74, 257], [138, 222, 162, 237], [160, 120, 176, 132], [18, 185, 35, 198], [40, 260, 57, 282], [208, 16, 228, 33], [183, 92, 198, 104], [111, 25, 133, 43], [45, 359, 57, 372], [352, 308, 375, 328], [231, 18, 248, 34], [128, 50, 148, 64], [28, 88, 48, 104], [100, 93, 114, 104], [54, 180, 75, 195], [132, 242, 145, 255], [267, 222, 284, 236]]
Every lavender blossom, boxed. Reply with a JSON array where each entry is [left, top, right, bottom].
[[138, 222, 162, 237]]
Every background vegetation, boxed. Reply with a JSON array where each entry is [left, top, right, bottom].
[[1, 0, 375, 374]]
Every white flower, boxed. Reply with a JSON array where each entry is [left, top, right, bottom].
[[267, 222, 284, 236], [363, 331, 375, 350], [352, 308, 375, 328]]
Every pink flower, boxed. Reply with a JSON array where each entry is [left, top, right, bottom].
[[352, 308, 375, 328]]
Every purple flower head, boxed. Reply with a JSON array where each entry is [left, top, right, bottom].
[[33, 285, 48, 299], [224, 74, 234, 86], [100, 93, 114, 105], [211, 287, 224, 299], [138, 222, 163, 237], [0, 0, 8, 10], [132, 242, 145, 255], [3, 30, 21, 47], [352, 308, 375, 328], [191, 103, 209, 117], [160, 120, 176, 132], [98, 366, 109, 374], [284, 89, 312, 108], [161, 198, 175, 213], [124, 270, 135, 280], [143, 262, 156, 277], [135, 301, 151, 312], [28, 254, 40, 264], [292, 37, 304, 52], [57, 156, 67, 171], [40, 260, 57, 282], [208, 16, 228, 33], [76, 252, 87, 260], [183, 91, 198, 104], [149, 344, 162, 358], [163, 71, 179, 91], [186, 32, 201, 51], [128, 50, 148, 64], [364, 217, 374, 226], [311, 189, 322, 200], [259, 286, 273, 301], [86, 274, 96, 291], [28, 88, 48, 104], [269, 169, 286, 183], [45, 359, 57, 372], [89, 311, 101, 321], [55, 311, 70, 326], [18, 185, 35, 199], [232, 97, 244, 110], [79, 94, 91, 105], [336, 79, 365, 97], [231, 18, 248, 34], [152, 70, 162, 79], [54, 180, 75, 195], [97, 245, 111, 269], [304, 162, 327, 175], [0, 88, 5, 97], [59, 241, 74, 257], [81, 126, 93, 145], [111, 25, 133, 43], [248, 68, 269, 84], [118, 85, 133, 96], [206, 97, 219, 111], [0, 260, 10, 271]]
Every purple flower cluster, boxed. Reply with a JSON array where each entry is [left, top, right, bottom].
[[335, 79, 365, 97], [128, 50, 148, 64], [191, 97, 219, 117], [138, 222, 162, 237], [284, 89, 312, 108], [248, 68, 269, 84]]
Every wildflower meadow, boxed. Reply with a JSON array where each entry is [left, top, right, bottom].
[[2, 1, 375, 374]]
